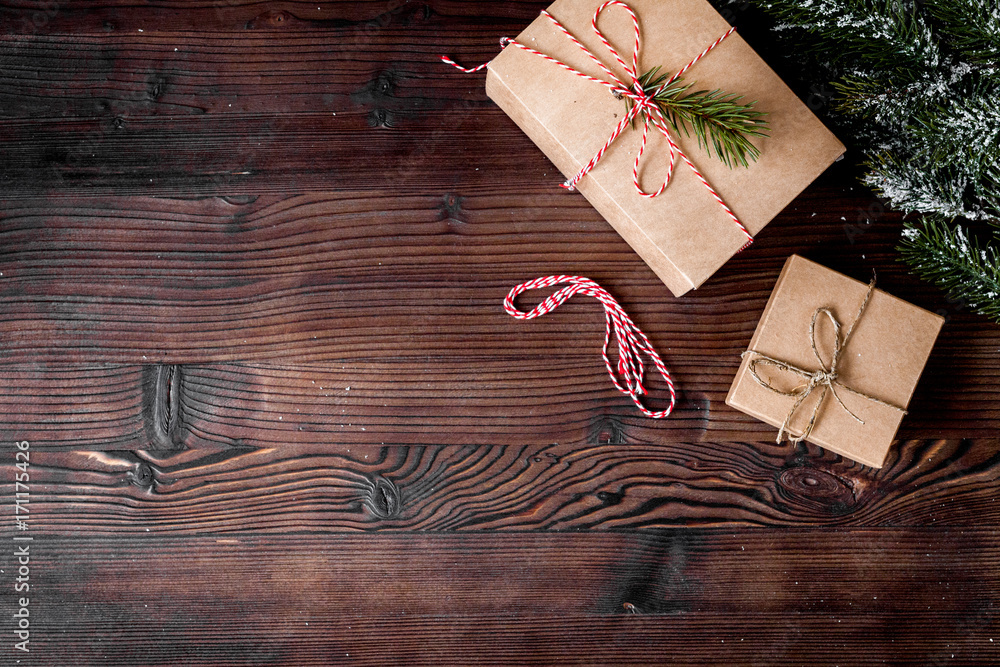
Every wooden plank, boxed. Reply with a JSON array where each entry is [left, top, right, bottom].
[[0, 0, 829, 199], [17, 614, 1000, 666], [0, 0, 547, 35], [5, 439, 998, 531], [3, 357, 999, 448], [0, 192, 994, 359], [17, 616, 998, 667], [0, 365, 149, 449], [0, 112, 545, 197], [0, 4, 548, 198], [8, 531, 998, 664], [22, 531, 1000, 614], [0, 21, 509, 116]]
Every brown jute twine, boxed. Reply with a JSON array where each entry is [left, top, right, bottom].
[[741, 279, 906, 444]]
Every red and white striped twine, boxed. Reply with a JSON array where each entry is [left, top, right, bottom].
[[504, 275, 677, 418], [441, 0, 753, 248]]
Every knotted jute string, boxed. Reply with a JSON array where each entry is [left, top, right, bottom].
[[504, 275, 676, 418], [741, 279, 906, 444], [441, 0, 754, 249]]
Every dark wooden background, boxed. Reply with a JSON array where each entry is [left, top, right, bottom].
[[1, 0, 998, 664]]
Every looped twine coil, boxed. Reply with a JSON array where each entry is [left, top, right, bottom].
[[504, 275, 676, 419]]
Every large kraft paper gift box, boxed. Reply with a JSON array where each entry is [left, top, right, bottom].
[[726, 255, 945, 468], [484, 0, 845, 296]]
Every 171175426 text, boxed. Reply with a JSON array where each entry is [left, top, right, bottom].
[[12, 440, 31, 654]]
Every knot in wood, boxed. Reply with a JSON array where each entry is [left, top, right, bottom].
[[246, 9, 294, 29], [367, 108, 393, 128], [591, 416, 625, 446], [131, 463, 155, 488], [147, 364, 184, 450], [596, 490, 624, 505], [777, 466, 856, 515], [376, 73, 394, 95], [365, 476, 401, 519]]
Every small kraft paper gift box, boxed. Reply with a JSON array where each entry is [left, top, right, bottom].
[[726, 255, 945, 468], [483, 0, 845, 296]]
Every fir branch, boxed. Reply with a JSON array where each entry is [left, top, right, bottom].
[[746, 0, 1000, 320], [752, 0, 940, 72], [834, 72, 940, 127], [747, 0, 950, 130], [912, 90, 1000, 220], [924, 0, 1000, 65], [864, 84, 1000, 222], [899, 216, 1000, 322], [627, 68, 769, 169], [911, 86, 1000, 176], [865, 153, 971, 219]]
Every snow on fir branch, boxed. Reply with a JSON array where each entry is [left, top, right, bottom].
[[900, 217, 1000, 321], [924, 0, 1000, 64], [745, 0, 1000, 323], [756, 0, 940, 71]]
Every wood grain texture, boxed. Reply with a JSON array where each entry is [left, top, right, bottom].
[[0, 0, 877, 200], [3, 439, 998, 533], [0, 0, 545, 36], [1, 0, 999, 663], [0, 1, 547, 198], [2, 329, 999, 450], [5, 532, 997, 665], [15, 614, 1000, 667], [1, 190, 997, 447], [0, 359, 996, 454]]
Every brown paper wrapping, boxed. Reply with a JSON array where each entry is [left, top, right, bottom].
[[485, 0, 845, 296], [726, 255, 944, 468]]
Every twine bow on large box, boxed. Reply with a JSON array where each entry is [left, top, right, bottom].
[[442, 0, 754, 249]]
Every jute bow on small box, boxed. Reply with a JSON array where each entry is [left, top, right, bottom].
[[741, 279, 907, 444], [727, 255, 943, 468]]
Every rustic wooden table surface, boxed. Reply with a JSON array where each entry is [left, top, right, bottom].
[[1, 1, 998, 664]]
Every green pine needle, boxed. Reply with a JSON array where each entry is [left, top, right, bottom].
[[624, 67, 769, 169], [924, 0, 1000, 64], [747, 0, 1000, 320], [898, 215, 1000, 322], [753, 0, 940, 72]]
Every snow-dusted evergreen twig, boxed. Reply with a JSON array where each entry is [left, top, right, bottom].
[[747, 0, 1000, 323], [756, 0, 940, 70], [924, 0, 1000, 65], [865, 90, 1000, 223], [900, 217, 1000, 322]]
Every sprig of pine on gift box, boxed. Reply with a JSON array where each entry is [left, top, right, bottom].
[[740, 0, 1000, 321]]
